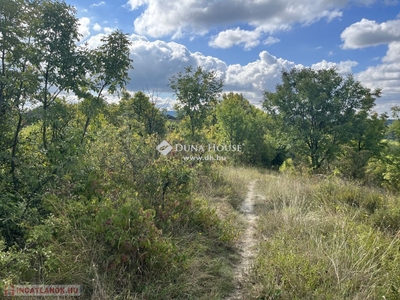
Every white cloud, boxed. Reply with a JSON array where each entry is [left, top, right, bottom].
[[263, 36, 280, 46], [84, 33, 107, 49], [91, 1, 105, 7], [78, 17, 91, 41], [119, 34, 301, 102], [339, 17, 400, 110], [209, 28, 261, 50], [104, 27, 116, 34], [311, 60, 358, 74], [341, 18, 400, 49], [224, 51, 302, 95], [93, 23, 102, 31], [357, 63, 400, 94], [383, 0, 398, 5], [356, 62, 400, 112], [126, 0, 358, 41], [383, 41, 400, 62], [127, 0, 147, 9]]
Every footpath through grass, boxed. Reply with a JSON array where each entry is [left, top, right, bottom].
[[218, 167, 400, 300]]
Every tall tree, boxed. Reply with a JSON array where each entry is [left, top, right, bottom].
[[78, 30, 133, 143], [216, 93, 276, 166], [118, 91, 166, 136], [263, 67, 381, 171], [216, 93, 250, 145], [169, 66, 223, 141], [388, 106, 400, 142], [0, 0, 41, 188], [338, 112, 387, 179], [31, 0, 82, 150]]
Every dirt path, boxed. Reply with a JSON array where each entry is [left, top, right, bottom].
[[226, 180, 258, 300]]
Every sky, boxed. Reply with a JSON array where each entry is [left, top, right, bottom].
[[67, 0, 400, 114]]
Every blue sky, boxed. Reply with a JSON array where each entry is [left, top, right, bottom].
[[68, 0, 400, 114]]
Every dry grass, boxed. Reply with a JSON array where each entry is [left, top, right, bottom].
[[217, 169, 400, 300]]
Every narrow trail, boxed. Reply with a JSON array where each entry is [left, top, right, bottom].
[[226, 180, 259, 300]]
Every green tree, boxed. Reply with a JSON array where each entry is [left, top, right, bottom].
[[338, 112, 387, 179], [263, 67, 381, 171], [77, 30, 133, 143], [216, 93, 276, 166], [388, 106, 400, 142], [30, 0, 82, 150], [0, 0, 40, 187], [216, 93, 251, 145], [118, 91, 166, 136], [169, 66, 223, 141]]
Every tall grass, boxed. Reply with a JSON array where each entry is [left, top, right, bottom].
[[225, 171, 400, 300]]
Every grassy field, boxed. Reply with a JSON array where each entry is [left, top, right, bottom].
[[3, 165, 400, 299], [215, 167, 400, 300]]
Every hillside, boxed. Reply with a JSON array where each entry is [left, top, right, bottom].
[[218, 167, 400, 299]]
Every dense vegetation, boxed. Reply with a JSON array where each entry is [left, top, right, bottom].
[[1, 0, 400, 299]]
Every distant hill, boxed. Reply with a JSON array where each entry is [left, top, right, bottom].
[[387, 119, 395, 126], [164, 110, 177, 119]]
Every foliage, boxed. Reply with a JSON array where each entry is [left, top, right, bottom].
[[117, 91, 166, 136], [334, 112, 387, 180], [215, 92, 278, 166], [76, 30, 133, 143], [0, 106, 238, 298], [388, 106, 400, 142], [1, 3, 399, 297], [263, 67, 381, 171], [169, 66, 223, 141], [365, 141, 400, 192]]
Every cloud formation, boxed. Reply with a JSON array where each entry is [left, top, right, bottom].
[[209, 28, 261, 50], [311, 60, 358, 74], [120, 35, 303, 103], [341, 18, 400, 49], [339, 17, 400, 112], [383, 41, 400, 63], [78, 17, 91, 41], [90, 1, 105, 8], [126, 0, 350, 41], [93, 23, 102, 31], [263, 36, 280, 46]]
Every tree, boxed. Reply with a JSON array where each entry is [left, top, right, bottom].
[[118, 91, 166, 136], [216, 93, 251, 145], [77, 30, 133, 143], [0, 0, 82, 189], [0, 0, 38, 187], [216, 93, 276, 166], [337, 112, 387, 179], [31, 0, 82, 150], [263, 67, 381, 171], [388, 106, 400, 142], [169, 66, 223, 141]]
